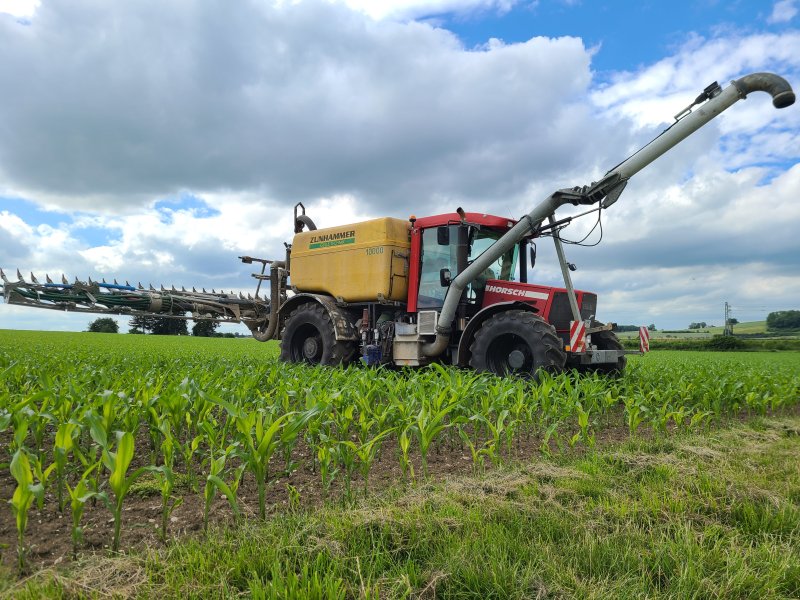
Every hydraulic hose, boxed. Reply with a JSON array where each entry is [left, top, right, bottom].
[[249, 261, 285, 342]]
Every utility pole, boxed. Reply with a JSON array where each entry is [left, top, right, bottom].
[[723, 301, 733, 336]]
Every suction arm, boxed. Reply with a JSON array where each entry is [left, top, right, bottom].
[[422, 72, 795, 358]]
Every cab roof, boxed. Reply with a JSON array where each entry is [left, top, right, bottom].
[[412, 212, 516, 229]]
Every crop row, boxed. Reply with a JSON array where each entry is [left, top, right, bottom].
[[1, 335, 798, 572]]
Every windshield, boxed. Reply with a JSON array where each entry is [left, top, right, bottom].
[[417, 226, 519, 309]]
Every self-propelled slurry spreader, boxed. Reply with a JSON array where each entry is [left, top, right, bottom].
[[3, 73, 794, 377]]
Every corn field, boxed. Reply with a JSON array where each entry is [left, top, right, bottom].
[[1, 331, 798, 572]]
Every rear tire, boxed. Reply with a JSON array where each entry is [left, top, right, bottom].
[[469, 310, 566, 378], [583, 322, 626, 375], [279, 303, 356, 366]]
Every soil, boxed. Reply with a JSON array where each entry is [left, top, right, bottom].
[[1, 404, 798, 574]]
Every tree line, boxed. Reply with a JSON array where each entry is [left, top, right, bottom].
[[87, 316, 223, 336]]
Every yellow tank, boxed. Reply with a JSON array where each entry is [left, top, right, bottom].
[[290, 217, 411, 302]]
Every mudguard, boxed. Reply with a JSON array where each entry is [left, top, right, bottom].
[[278, 293, 359, 341]]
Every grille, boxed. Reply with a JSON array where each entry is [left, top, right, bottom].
[[417, 311, 438, 335], [581, 293, 597, 321], [549, 292, 572, 330], [549, 292, 597, 330]]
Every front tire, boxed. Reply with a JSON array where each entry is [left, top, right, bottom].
[[279, 303, 356, 366], [469, 310, 566, 378]]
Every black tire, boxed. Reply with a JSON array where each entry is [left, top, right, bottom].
[[279, 303, 356, 366], [583, 322, 626, 375], [469, 310, 566, 378]]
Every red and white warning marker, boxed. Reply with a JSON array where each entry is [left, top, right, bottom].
[[639, 326, 650, 353], [570, 320, 587, 353]]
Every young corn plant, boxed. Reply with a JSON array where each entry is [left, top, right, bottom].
[[53, 421, 82, 513], [9, 449, 44, 574], [316, 433, 339, 499], [457, 425, 486, 473], [236, 409, 294, 519], [339, 427, 396, 496], [415, 399, 458, 479], [398, 427, 415, 482], [65, 464, 101, 560], [101, 430, 149, 552], [152, 421, 182, 543], [203, 449, 244, 532]]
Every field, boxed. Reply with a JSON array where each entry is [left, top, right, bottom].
[[1, 330, 799, 598], [615, 320, 771, 339], [616, 320, 800, 340]]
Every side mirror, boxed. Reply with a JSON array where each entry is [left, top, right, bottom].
[[437, 226, 450, 245], [439, 268, 452, 287], [529, 245, 537, 269]]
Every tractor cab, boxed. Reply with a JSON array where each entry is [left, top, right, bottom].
[[408, 212, 526, 315]]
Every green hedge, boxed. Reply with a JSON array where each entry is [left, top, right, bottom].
[[620, 335, 800, 352]]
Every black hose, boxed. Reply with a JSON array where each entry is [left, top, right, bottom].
[[733, 72, 795, 108]]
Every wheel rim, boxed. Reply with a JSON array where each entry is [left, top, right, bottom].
[[290, 323, 323, 363], [486, 333, 534, 375]]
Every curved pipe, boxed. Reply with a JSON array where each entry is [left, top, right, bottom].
[[249, 261, 285, 341], [295, 214, 317, 232], [733, 72, 795, 109]]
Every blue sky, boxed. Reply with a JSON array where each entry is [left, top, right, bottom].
[[0, 0, 798, 332], [440, 1, 789, 72]]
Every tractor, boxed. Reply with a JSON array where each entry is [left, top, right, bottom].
[[2, 72, 794, 378]]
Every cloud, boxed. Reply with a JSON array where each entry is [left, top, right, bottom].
[[340, 0, 518, 21], [767, 0, 798, 24], [0, 0, 604, 217], [0, 0, 38, 18]]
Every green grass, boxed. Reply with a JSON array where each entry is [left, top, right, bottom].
[[3, 416, 799, 599], [617, 321, 771, 339]]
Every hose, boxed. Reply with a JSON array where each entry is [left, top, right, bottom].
[[249, 261, 285, 342]]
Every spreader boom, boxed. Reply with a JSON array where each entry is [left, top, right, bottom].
[[0, 268, 270, 327]]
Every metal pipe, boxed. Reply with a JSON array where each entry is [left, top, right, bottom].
[[422, 72, 794, 358], [249, 261, 285, 342], [549, 215, 581, 323]]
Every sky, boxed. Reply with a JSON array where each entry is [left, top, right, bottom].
[[0, 0, 798, 333]]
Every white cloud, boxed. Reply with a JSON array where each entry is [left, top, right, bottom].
[[339, 0, 517, 20], [0, 0, 38, 18], [591, 32, 800, 130], [767, 0, 797, 24], [0, 0, 597, 216]]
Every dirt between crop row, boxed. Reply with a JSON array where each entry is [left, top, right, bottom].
[[1, 405, 797, 573]]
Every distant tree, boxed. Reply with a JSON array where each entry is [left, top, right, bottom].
[[688, 322, 707, 330], [766, 310, 800, 330], [88, 317, 119, 333], [612, 325, 640, 332], [727, 318, 739, 325], [192, 320, 219, 337], [151, 317, 188, 336], [129, 315, 158, 334], [647, 324, 656, 331]]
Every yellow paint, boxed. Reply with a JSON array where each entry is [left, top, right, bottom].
[[291, 217, 411, 302]]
